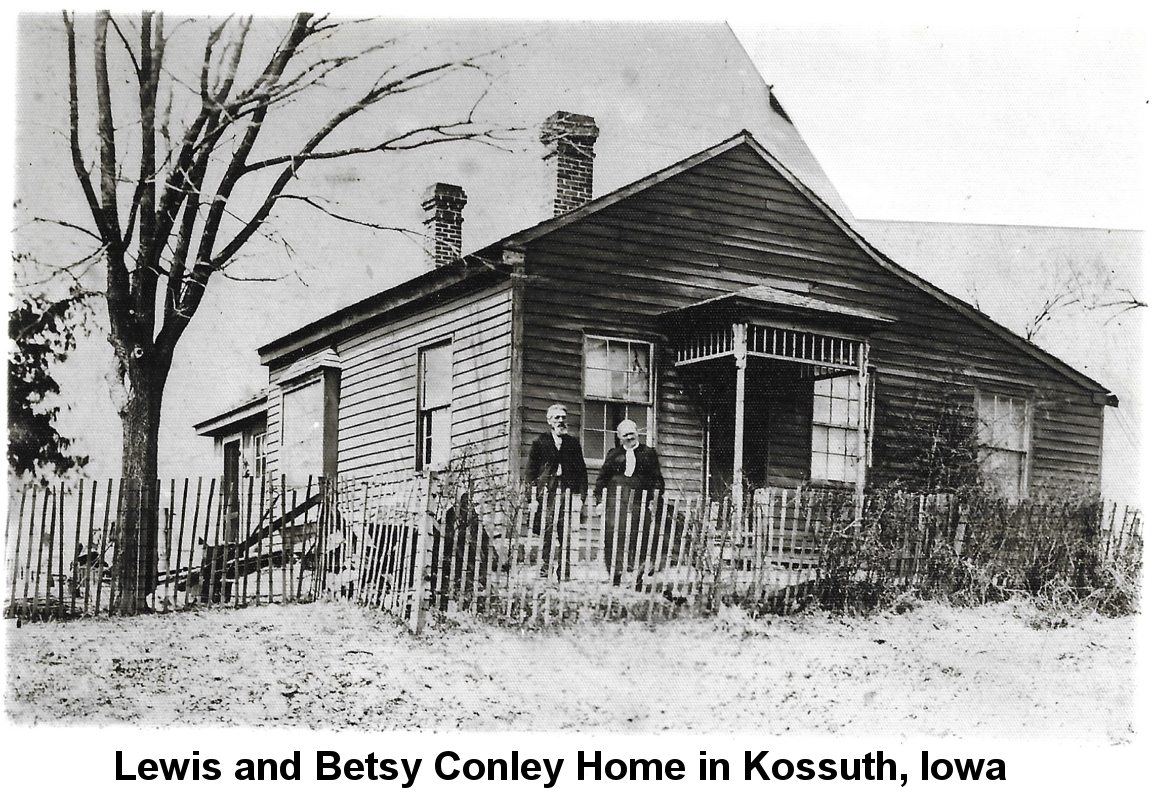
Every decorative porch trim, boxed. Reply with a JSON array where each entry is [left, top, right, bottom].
[[674, 323, 863, 372]]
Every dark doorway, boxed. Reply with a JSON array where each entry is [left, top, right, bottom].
[[223, 439, 241, 542], [692, 359, 814, 500]]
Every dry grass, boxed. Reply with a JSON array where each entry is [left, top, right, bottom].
[[5, 598, 1134, 738]]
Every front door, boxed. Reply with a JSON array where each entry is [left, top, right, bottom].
[[223, 439, 241, 542]]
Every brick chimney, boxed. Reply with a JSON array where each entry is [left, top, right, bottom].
[[540, 111, 599, 216], [422, 182, 467, 268]]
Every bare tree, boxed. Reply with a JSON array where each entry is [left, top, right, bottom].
[[54, 12, 512, 613], [1024, 254, 1146, 342]]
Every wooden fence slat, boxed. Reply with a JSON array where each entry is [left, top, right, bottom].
[[70, 482, 85, 616], [293, 477, 310, 601], [93, 481, 111, 615], [20, 489, 39, 611], [30, 487, 50, 616], [55, 489, 65, 618], [9, 487, 29, 617], [209, 478, 225, 606]]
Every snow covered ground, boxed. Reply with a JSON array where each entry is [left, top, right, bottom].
[[4, 599, 1134, 739]]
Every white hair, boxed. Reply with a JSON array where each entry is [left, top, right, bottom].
[[616, 419, 638, 435], [546, 403, 567, 419]]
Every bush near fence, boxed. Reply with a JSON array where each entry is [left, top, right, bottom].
[[5, 476, 1143, 629], [803, 488, 1143, 615]]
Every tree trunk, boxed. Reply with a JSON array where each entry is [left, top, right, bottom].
[[114, 368, 164, 614]]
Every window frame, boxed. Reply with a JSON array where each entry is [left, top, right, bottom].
[[974, 390, 1032, 500], [251, 431, 267, 481], [580, 334, 657, 466], [809, 372, 863, 486], [416, 338, 454, 472]]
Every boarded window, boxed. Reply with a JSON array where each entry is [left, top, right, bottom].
[[810, 374, 861, 484], [417, 341, 453, 471], [583, 336, 654, 460], [976, 393, 1030, 499], [281, 380, 324, 489]]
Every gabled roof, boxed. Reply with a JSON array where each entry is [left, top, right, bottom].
[[259, 130, 1115, 405], [508, 131, 1116, 405]]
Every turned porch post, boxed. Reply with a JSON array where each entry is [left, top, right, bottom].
[[732, 321, 748, 510], [855, 340, 870, 517]]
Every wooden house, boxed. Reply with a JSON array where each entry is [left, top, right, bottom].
[[198, 111, 1116, 504]]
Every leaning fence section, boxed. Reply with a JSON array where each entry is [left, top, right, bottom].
[[4, 477, 332, 620], [5, 477, 1144, 629]]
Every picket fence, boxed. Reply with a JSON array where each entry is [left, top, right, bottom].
[[4, 476, 1144, 630]]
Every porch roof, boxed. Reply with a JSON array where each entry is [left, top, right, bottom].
[[194, 389, 269, 438], [662, 284, 895, 331]]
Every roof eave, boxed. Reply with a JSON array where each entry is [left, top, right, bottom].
[[257, 253, 509, 368], [194, 397, 268, 438]]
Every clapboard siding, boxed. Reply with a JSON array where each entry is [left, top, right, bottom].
[[519, 143, 1107, 495], [265, 283, 513, 484]]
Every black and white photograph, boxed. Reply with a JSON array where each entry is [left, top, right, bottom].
[[3, 3, 1147, 789]]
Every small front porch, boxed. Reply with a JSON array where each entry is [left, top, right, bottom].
[[663, 284, 892, 508]]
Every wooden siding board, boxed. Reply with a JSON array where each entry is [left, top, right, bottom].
[[265, 283, 513, 484]]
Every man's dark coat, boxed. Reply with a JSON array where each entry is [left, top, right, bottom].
[[525, 433, 589, 494]]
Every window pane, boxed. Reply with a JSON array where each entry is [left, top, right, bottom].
[[586, 368, 610, 399], [429, 406, 451, 468], [845, 427, 863, 459], [829, 427, 846, 456], [813, 395, 831, 425], [811, 452, 828, 481], [608, 341, 630, 371], [630, 345, 651, 402], [979, 448, 1025, 499], [420, 343, 452, 407], [609, 370, 629, 400], [584, 337, 608, 369], [628, 367, 651, 402]]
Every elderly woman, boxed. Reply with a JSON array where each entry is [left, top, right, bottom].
[[594, 419, 665, 587]]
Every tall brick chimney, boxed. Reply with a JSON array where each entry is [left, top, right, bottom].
[[422, 182, 467, 268], [540, 111, 599, 216]]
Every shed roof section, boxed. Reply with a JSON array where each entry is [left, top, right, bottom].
[[258, 131, 1115, 405], [194, 389, 269, 438], [666, 284, 897, 330]]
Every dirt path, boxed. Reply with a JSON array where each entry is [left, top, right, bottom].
[[5, 599, 1134, 738]]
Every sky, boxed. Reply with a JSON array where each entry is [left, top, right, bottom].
[[731, 23, 1146, 229]]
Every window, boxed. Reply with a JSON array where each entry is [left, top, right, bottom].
[[810, 374, 861, 484], [975, 393, 1030, 499], [417, 341, 453, 471], [281, 380, 324, 488], [251, 432, 266, 480], [582, 336, 654, 460]]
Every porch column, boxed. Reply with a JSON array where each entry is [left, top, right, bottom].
[[855, 340, 870, 514], [732, 321, 748, 510]]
